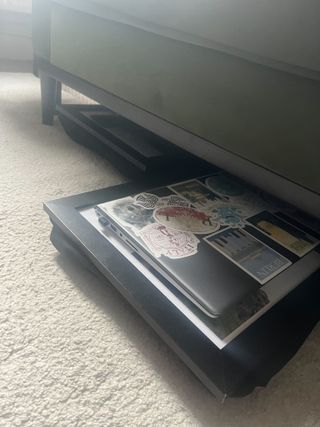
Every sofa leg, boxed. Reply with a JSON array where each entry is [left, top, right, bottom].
[[39, 71, 61, 125], [56, 81, 62, 107]]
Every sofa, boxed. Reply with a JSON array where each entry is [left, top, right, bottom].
[[32, 0, 320, 217]]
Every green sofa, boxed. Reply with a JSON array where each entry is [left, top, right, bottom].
[[32, 0, 320, 216]]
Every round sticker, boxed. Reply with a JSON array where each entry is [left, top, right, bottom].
[[134, 192, 159, 209], [205, 174, 246, 197], [235, 192, 271, 215], [154, 206, 219, 234], [138, 223, 199, 259], [108, 197, 154, 231]]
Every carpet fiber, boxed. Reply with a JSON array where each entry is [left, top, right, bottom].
[[0, 73, 319, 427]]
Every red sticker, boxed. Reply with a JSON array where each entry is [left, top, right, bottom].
[[153, 206, 219, 234]]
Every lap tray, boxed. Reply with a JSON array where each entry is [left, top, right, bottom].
[[44, 180, 320, 400]]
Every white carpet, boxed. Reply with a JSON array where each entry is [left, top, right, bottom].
[[0, 73, 319, 427]]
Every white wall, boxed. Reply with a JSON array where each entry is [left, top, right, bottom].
[[0, 0, 32, 61], [0, 0, 31, 13], [0, 33, 32, 60]]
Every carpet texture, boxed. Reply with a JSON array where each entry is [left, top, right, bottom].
[[0, 73, 319, 427]]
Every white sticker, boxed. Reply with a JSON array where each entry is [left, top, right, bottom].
[[138, 223, 200, 259]]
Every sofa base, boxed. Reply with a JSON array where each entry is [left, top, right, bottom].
[[34, 56, 320, 218]]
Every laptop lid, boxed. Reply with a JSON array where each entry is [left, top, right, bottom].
[[96, 172, 320, 317]]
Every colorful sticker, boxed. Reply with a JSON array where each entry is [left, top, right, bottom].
[[169, 179, 224, 211], [246, 211, 319, 257], [205, 174, 246, 197], [204, 228, 291, 284], [98, 197, 154, 232], [138, 223, 199, 259], [235, 192, 271, 215], [205, 173, 270, 215], [153, 206, 219, 234]]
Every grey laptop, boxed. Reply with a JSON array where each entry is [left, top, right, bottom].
[[95, 172, 320, 317]]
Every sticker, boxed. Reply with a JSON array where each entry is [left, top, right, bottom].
[[153, 206, 219, 234], [205, 174, 246, 197], [133, 193, 189, 210], [235, 192, 271, 215], [204, 228, 291, 284], [278, 210, 320, 237], [169, 179, 224, 211], [210, 203, 246, 227], [134, 192, 159, 209], [246, 211, 319, 257], [138, 223, 199, 259], [156, 195, 190, 208], [260, 192, 294, 211], [217, 289, 270, 338], [98, 197, 154, 232], [205, 173, 270, 215]]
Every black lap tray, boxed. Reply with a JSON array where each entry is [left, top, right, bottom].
[[57, 104, 212, 180], [44, 181, 320, 400]]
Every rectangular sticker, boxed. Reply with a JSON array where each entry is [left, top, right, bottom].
[[204, 228, 291, 284], [279, 211, 320, 237], [169, 179, 224, 211], [246, 211, 319, 257]]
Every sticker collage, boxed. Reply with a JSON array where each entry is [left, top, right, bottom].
[[98, 172, 320, 286]]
